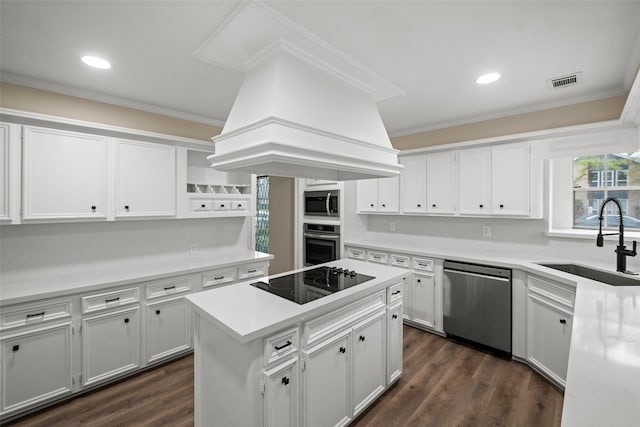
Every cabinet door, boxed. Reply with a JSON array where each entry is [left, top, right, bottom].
[[357, 179, 378, 212], [264, 358, 299, 427], [386, 303, 403, 385], [377, 176, 400, 213], [1, 323, 72, 415], [401, 275, 411, 321], [458, 147, 491, 215], [526, 294, 572, 386], [302, 330, 351, 427], [115, 139, 176, 217], [411, 273, 436, 329], [0, 124, 9, 222], [22, 126, 108, 220], [492, 143, 530, 215], [426, 151, 456, 214], [400, 155, 427, 213], [144, 297, 190, 365], [82, 306, 140, 387], [352, 312, 386, 417]]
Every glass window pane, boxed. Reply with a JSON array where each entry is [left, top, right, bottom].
[[573, 155, 605, 188]]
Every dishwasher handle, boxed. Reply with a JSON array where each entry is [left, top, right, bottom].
[[444, 268, 511, 282]]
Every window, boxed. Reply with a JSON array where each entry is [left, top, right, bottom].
[[572, 152, 640, 230]]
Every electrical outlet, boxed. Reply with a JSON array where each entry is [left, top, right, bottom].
[[389, 222, 396, 232], [482, 226, 492, 238], [190, 243, 198, 255]]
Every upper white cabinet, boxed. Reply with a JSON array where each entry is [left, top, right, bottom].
[[356, 176, 399, 213], [400, 155, 427, 213], [0, 123, 11, 223], [22, 126, 108, 221], [458, 147, 491, 216], [426, 151, 456, 214], [491, 143, 530, 216], [114, 139, 176, 218]]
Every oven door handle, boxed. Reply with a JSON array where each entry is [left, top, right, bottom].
[[304, 233, 340, 240], [326, 193, 331, 215]]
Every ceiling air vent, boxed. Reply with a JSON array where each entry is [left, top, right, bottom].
[[547, 72, 583, 90]]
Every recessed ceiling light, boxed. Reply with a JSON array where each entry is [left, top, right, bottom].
[[476, 72, 501, 85], [81, 55, 111, 70]]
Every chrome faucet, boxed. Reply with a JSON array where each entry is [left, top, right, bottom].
[[596, 197, 638, 275]]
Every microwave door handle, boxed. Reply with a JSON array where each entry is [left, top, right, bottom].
[[326, 193, 331, 215]]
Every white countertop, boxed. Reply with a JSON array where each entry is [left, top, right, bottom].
[[0, 250, 273, 306], [185, 259, 408, 343]]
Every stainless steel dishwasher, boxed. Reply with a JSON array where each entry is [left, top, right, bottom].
[[443, 260, 512, 354]]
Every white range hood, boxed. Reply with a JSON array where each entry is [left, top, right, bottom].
[[195, 2, 403, 181]]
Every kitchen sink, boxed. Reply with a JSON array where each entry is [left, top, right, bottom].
[[538, 263, 640, 286]]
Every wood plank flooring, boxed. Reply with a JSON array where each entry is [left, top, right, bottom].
[[6, 326, 563, 427]]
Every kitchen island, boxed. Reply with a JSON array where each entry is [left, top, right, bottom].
[[185, 259, 408, 427]]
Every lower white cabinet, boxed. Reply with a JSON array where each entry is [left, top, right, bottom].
[[386, 302, 403, 384], [406, 272, 436, 329], [144, 296, 190, 364], [81, 306, 141, 387], [263, 357, 299, 427], [0, 322, 73, 416], [352, 312, 386, 417]]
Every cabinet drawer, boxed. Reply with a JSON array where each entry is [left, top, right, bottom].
[[528, 276, 575, 310], [346, 247, 366, 260], [264, 327, 298, 368], [82, 288, 140, 314], [367, 251, 388, 264], [145, 277, 192, 300], [1, 299, 72, 330], [413, 257, 434, 272], [212, 200, 230, 211], [231, 200, 247, 211], [190, 199, 212, 212], [239, 262, 267, 280], [203, 268, 237, 288], [387, 283, 403, 302], [390, 254, 410, 268]]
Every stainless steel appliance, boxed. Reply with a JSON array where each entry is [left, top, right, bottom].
[[303, 223, 340, 266], [443, 260, 512, 354], [251, 266, 374, 305], [304, 190, 339, 217]]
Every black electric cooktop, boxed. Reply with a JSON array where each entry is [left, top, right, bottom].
[[250, 266, 375, 305]]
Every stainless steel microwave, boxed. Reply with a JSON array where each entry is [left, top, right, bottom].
[[304, 190, 339, 216]]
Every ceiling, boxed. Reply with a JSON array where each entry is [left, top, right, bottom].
[[2, 1, 640, 137]]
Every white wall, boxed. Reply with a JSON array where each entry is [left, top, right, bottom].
[[0, 217, 251, 275]]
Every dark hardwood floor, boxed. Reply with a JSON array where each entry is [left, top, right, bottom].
[[7, 326, 563, 427]]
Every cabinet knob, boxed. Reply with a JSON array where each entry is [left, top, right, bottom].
[[392, 314, 398, 319], [432, 204, 436, 208], [91, 205, 96, 212], [417, 279, 422, 283], [382, 204, 386, 207], [479, 204, 484, 208], [201, 204, 205, 208], [339, 346, 346, 354], [124, 205, 130, 212], [370, 204, 374, 207], [155, 310, 161, 315], [417, 204, 421, 207], [559, 319, 567, 324], [499, 204, 504, 209], [281, 376, 290, 386], [124, 318, 130, 324], [12, 344, 19, 352], [359, 335, 365, 342]]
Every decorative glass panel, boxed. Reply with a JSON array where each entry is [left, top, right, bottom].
[[255, 176, 269, 253]]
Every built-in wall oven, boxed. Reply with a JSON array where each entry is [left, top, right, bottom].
[[303, 223, 341, 266], [304, 190, 339, 217]]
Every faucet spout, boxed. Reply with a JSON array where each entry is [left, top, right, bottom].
[[596, 197, 638, 274]]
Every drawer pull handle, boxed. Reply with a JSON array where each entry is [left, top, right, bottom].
[[163, 285, 176, 291], [247, 269, 257, 274], [26, 311, 45, 319], [12, 345, 19, 352], [156, 310, 161, 315], [392, 314, 398, 319], [281, 376, 290, 386], [339, 347, 346, 354], [105, 297, 120, 304], [392, 290, 401, 295], [559, 319, 567, 324], [124, 318, 130, 324], [359, 335, 365, 342], [213, 276, 225, 280], [274, 341, 292, 351]]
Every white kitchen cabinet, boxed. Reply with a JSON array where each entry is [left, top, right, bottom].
[[400, 155, 427, 213], [302, 330, 351, 427], [144, 296, 190, 364], [22, 126, 108, 221], [263, 357, 299, 427], [426, 151, 456, 214], [491, 143, 530, 216], [356, 176, 399, 213], [0, 322, 73, 417], [386, 302, 403, 385], [408, 272, 436, 329], [0, 123, 10, 223], [526, 275, 575, 388], [352, 312, 386, 417], [81, 306, 141, 387], [458, 147, 491, 215], [114, 139, 176, 218]]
